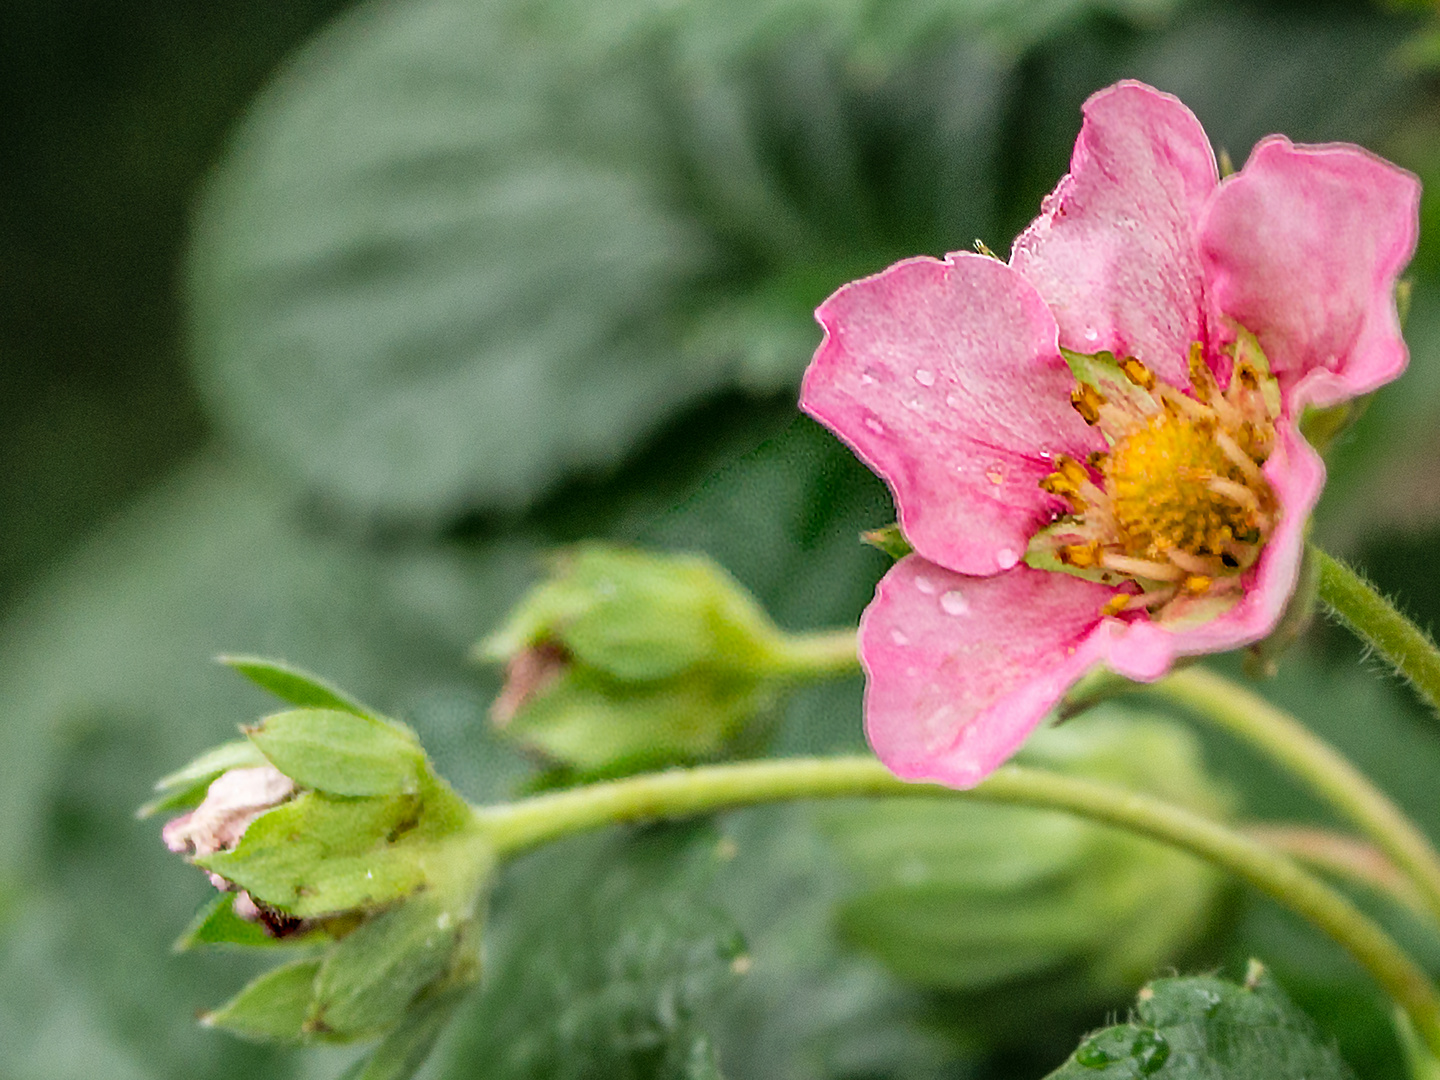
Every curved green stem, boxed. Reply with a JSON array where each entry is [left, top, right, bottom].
[[1243, 825, 1430, 921], [1152, 667, 1440, 929], [473, 756, 1440, 1053], [1315, 546, 1440, 717]]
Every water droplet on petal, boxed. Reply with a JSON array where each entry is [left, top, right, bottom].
[[940, 590, 970, 616], [914, 368, 935, 387], [913, 575, 937, 595], [945, 392, 965, 410], [864, 417, 885, 435], [1084, 328, 1100, 343], [996, 548, 1019, 570], [890, 628, 909, 646]]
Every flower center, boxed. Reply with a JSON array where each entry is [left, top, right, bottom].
[[1031, 341, 1279, 622]]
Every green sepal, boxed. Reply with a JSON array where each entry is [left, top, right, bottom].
[[219, 654, 381, 719], [197, 774, 477, 918], [504, 667, 777, 773], [174, 891, 322, 951], [861, 524, 913, 561], [309, 894, 470, 1039], [202, 957, 323, 1044], [196, 791, 425, 916], [137, 738, 267, 818], [336, 991, 467, 1080], [1060, 347, 1158, 421], [247, 708, 426, 797]]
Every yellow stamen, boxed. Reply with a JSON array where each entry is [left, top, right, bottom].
[[1120, 357, 1156, 390]]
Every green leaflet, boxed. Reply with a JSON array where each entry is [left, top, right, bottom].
[[1046, 965, 1356, 1080]]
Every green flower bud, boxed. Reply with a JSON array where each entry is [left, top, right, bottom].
[[821, 706, 1233, 1046], [479, 545, 852, 775], [152, 660, 493, 1048]]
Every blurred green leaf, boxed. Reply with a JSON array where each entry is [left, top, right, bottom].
[[1046, 965, 1355, 1080], [221, 655, 383, 720], [204, 957, 324, 1044], [248, 708, 426, 797], [192, 0, 1164, 522], [436, 823, 745, 1080]]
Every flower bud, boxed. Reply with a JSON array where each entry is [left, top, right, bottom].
[[152, 660, 493, 1048], [820, 706, 1233, 1046], [479, 544, 830, 775]]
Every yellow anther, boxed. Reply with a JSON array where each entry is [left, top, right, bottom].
[[1058, 456, 1089, 487], [1182, 575, 1212, 596], [1188, 342, 1218, 401], [1060, 542, 1101, 569], [1119, 357, 1156, 390], [1101, 594, 1132, 617], [1071, 383, 1105, 424]]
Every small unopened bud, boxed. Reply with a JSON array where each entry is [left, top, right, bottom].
[[478, 544, 826, 775]]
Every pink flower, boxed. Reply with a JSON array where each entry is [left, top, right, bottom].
[[800, 80, 1419, 788]]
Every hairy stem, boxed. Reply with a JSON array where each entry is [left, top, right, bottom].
[[1153, 667, 1440, 929], [473, 756, 1440, 1052], [1315, 546, 1440, 716]]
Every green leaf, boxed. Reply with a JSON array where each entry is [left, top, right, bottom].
[[138, 738, 268, 818], [202, 957, 322, 1044], [310, 895, 467, 1038], [1046, 965, 1356, 1079], [174, 891, 323, 951], [247, 708, 426, 797], [219, 654, 380, 719]]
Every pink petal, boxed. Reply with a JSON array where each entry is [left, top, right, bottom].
[[1009, 81, 1218, 385], [1200, 137, 1420, 411], [801, 253, 1101, 576], [1105, 425, 1325, 675], [859, 556, 1117, 788]]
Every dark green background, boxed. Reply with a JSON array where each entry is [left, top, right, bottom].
[[6, 1, 1440, 1077]]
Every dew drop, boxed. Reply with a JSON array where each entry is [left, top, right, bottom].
[[945, 392, 965, 410], [1074, 1035, 1120, 1069], [996, 547, 1019, 570], [940, 590, 970, 616], [864, 417, 885, 435], [890, 628, 910, 646], [1130, 1029, 1170, 1075], [914, 368, 936, 387], [1084, 327, 1100, 343], [913, 575, 937, 595]]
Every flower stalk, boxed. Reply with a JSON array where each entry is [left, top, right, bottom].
[[1315, 546, 1440, 718], [473, 755, 1440, 1054]]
